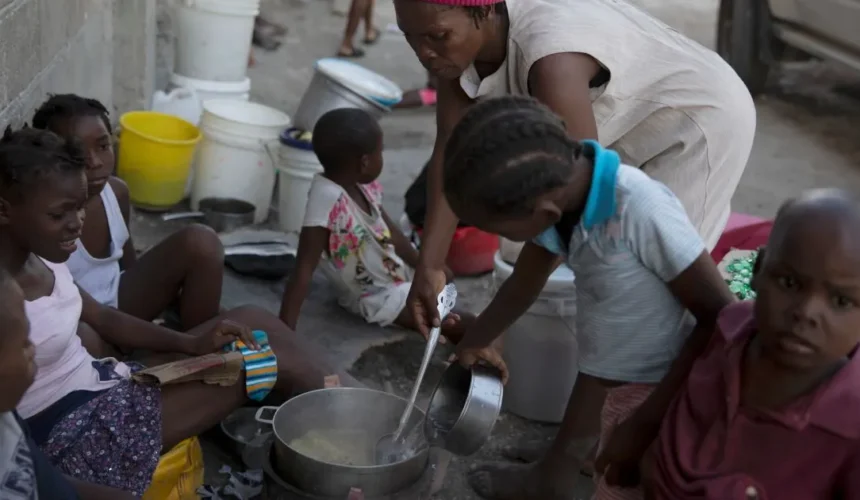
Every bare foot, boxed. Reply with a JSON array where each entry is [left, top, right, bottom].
[[501, 437, 551, 463], [336, 45, 365, 58], [502, 437, 596, 476], [468, 462, 581, 500]]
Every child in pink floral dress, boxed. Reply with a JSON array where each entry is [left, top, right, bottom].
[[279, 109, 472, 342]]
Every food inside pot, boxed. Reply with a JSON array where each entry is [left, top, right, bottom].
[[289, 427, 427, 467], [288, 429, 376, 466]]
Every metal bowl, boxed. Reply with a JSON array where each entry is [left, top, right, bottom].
[[198, 197, 255, 233], [424, 363, 504, 456], [220, 407, 273, 469]]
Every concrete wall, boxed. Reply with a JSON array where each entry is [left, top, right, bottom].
[[113, 0, 157, 116], [0, 0, 155, 128]]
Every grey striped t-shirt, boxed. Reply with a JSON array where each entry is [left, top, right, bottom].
[[535, 165, 705, 383]]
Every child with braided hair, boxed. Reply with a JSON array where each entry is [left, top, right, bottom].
[[444, 96, 735, 500], [31, 94, 225, 340]]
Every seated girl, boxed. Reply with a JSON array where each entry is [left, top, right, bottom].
[[32, 94, 224, 332], [0, 269, 137, 500], [647, 190, 860, 499], [0, 127, 358, 496], [279, 108, 472, 343]]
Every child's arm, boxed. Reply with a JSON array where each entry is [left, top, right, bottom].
[[380, 208, 421, 269], [279, 226, 329, 330], [78, 286, 197, 355], [110, 177, 137, 271], [459, 241, 561, 348]]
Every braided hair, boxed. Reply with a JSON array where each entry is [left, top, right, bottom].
[[0, 126, 86, 199], [32, 94, 112, 134], [443, 95, 585, 217]]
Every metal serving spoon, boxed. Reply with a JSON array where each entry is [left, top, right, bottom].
[[374, 283, 458, 465]]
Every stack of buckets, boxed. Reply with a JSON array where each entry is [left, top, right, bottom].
[[171, 0, 258, 111], [164, 0, 291, 222]]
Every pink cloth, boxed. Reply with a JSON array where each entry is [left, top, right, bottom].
[[415, 0, 503, 5], [649, 301, 860, 499], [710, 213, 772, 263], [594, 384, 655, 500], [17, 259, 129, 418]]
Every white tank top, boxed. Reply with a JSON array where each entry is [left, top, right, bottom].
[[66, 182, 130, 308]]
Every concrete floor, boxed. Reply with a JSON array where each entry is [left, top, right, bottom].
[[135, 0, 860, 497]]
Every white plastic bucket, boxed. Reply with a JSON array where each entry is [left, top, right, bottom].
[[493, 252, 578, 423], [170, 73, 251, 125], [191, 100, 291, 224], [276, 128, 324, 233], [174, 0, 259, 82]]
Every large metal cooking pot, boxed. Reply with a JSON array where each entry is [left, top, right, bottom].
[[255, 387, 429, 497], [292, 60, 391, 131]]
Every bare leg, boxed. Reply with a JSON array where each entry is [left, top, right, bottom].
[[363, 0, 378, 44], [118, 224, 224, 330], [337, 0, 368, 57], [160, 305, 361, 451], [502, 437, 597, 476], [468, 374, 607, 500]]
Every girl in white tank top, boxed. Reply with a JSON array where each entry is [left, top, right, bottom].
[[32, 94, 226, 330], [65, 181, 129, 308]]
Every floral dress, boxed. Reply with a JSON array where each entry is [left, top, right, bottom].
[[303, 175, 413, 325]]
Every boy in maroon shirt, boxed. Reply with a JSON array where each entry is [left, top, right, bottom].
[[647, 189, 860, 500]]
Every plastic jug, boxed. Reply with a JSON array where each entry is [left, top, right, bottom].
[[151, 87, 203, 125]]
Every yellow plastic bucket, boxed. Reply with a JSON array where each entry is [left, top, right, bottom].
[[117, 111, 202, 210], [142, 437, 204, 500]]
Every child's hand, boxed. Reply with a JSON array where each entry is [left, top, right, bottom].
[[451, 344, 509, 384], [594, 414, 661, 488], [190, 319, 260, 355]]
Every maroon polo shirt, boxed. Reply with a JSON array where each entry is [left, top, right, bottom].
[[648, 301, 860, 500]]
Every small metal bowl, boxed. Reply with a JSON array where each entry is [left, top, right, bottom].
[[221, 407, 273, 469], [424, 363, 504, 457], [198, 197, 255, 233]]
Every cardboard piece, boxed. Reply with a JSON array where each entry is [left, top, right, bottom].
[[132, 351, 245, 387], [717, 248, 757, 280], [324, 374, 341, 388]]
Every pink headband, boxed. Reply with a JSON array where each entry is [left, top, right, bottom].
[[418, 0, 504, 5]]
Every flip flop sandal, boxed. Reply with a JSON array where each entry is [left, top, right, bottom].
[[337, 47, 366, 58], [363, 28, 380, 45]]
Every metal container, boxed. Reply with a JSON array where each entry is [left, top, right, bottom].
[[292, 66, 389, 131], [424, 363, 504, 457], [255, 387, 429, 497], [198, 197, 255, 232], [220, 407, 273, 469]]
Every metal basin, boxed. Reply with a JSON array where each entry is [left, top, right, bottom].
[[255, 387, 429, 497], [424, 363, 504, 456], [292, 67, 389, 131]]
